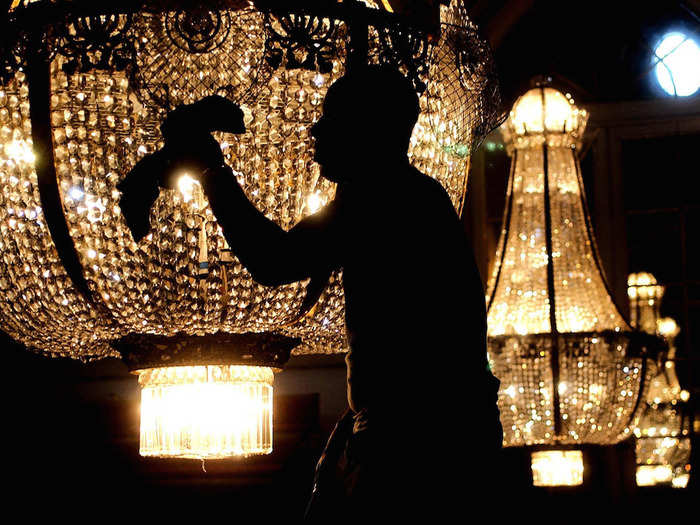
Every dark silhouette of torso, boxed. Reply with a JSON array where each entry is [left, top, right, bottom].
[[170, 65, 501, 520]]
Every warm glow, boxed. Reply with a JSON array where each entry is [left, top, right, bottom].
[[3, 139, 35, 165], [138, 365, 274, 459], [306, 191, 324, 214], [627, 272, 664, 300], [627, 272, 664, 333], [672, 472, 690, 489], [509, 87, 586, 136], [531, 450, 584, 487], [0, 2, 482, 359], [177, 173, 201, 204], [656, 317, 679, 339], [488, 89, 642, 449], [488, 94, 626, 337], [636, 465, 673, 486]]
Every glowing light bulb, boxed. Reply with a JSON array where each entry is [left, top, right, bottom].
[[69, 186, 85, 201], [657, 317, 680, 339], [306, 191, 324, 214], [177, 173, 200, 203], [4, 139, 35, 164]]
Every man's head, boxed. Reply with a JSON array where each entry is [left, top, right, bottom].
[[311, 65, 420, 183]]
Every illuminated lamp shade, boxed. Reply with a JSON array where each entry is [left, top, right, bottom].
[[486, 82, 662, 476], [508, 86, 585, 138], [636, 465, 673, 487], [139, 365, 273, 459], [1, 2, 502, 459], [531, 450, 584, 487]]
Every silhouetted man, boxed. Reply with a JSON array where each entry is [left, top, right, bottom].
[[166, 66, 501, 520]]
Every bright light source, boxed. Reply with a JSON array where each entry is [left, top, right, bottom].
[[653, 32, 700, 96], [509, 87, 585, 136], [672, 472, 689, 489], [4, 139, 35, 164], [636, 464, 673, 486], [306, 191, 324, 214], [68, 186, 85, 201], [656, 317, 680, 339], [138, 365, 274, 459], [177, 173, 200, 203], [531, 450, 584, 486]]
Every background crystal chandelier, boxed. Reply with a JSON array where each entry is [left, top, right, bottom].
[[0, 0, 502, 459], [486, 82, 661, 486], [628, 274, 692, 489]]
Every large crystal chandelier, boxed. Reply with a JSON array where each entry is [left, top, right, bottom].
[[0, 1, 502, 459], [486, 82, 660, 486], [628, 274, 692, 488]]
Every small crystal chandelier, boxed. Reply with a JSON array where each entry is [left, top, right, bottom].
[[486, 80, 661, 486], [627, 272, 665, 335], [1, 1, 502, 459], [628, 274, 692, 488]]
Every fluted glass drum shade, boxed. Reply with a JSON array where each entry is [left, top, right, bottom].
[[530, 450, 584, 487], [486, 86, 658, 447], [0, 1, 502, 359], [138, 365, 273, 459]]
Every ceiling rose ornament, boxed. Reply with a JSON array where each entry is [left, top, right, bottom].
[[486, 80, 662, 485], [1, 0, 502, 459]]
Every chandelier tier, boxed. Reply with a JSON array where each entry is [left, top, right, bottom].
[[486, 84, 661, 457], [1, 1, 502, 458]]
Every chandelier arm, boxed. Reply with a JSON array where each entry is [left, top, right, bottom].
[[572, 152, 631, 328], [485, 149, 516, 312], [25, 51, 105, 315]]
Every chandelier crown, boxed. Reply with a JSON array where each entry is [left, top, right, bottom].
[[503, 86, 587, 149]]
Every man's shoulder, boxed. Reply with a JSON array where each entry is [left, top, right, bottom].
[[403, 167, 456, 210]]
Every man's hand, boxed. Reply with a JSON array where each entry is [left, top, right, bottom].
[[159, 133, 225, 189], [157, 95, 246, 189]]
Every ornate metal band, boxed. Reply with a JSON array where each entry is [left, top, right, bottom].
[[114, 331, 299, 371], [488, 330, 665, 359]]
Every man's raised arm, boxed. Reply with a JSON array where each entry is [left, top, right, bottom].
[[202, 165, 341, 287]]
